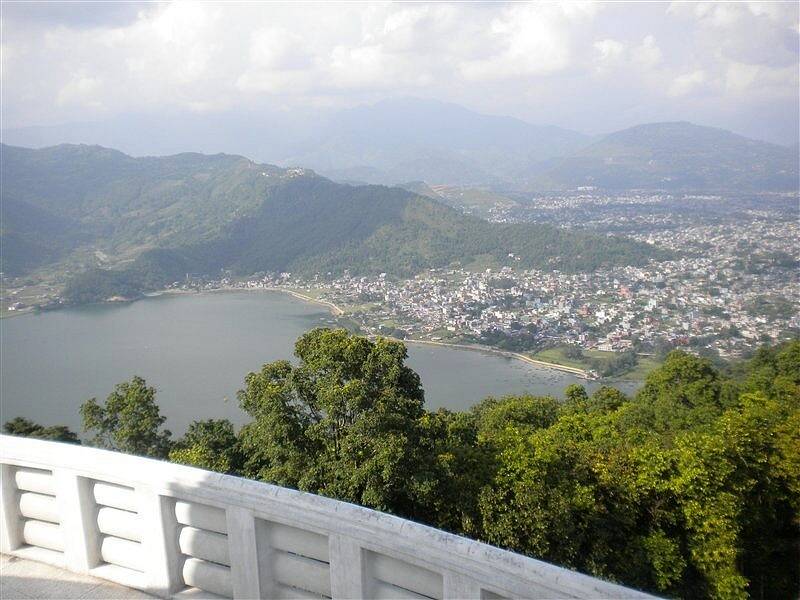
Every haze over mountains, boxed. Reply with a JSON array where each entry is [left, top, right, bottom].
[[1, 144, 665, 301], [4, 98, 797, 192]]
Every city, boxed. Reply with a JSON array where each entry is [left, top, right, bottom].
[[154, 190, 798, 380]]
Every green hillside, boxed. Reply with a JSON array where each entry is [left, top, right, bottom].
[[0, 143, 667, 302], [1, 143, 289, 275], [64, 176, 668, 302], [0, 198, 88, 276], [534, 122, 799, 191]]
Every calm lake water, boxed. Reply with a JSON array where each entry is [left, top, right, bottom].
[[0, 291, 639, 434]]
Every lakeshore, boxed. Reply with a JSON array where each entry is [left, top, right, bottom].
[[404, 339, 592, 379], [225, 287, 594, 379], [256, 288, 595, 379], [2, 291, 631, 435], [160, 284, 596, 379], [4, 283, 597, 380], [265, 288, 345, 316]]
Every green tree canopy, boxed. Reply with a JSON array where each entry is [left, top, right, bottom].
[[3, 417, 79, 444], [621, 350, 728, 434], [169, 419, 242, 474], [473, 394, 559, 438], [40, 335, 798, 599], [237, 328, 434, 519], [80, 376, 172, 458]]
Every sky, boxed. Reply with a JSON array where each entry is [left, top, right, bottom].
[[2, 1, 799, 144]]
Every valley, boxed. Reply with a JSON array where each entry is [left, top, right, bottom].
[[2, 136, 797, 380]]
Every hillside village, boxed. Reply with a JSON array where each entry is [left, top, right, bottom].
[[162, 191, 798, 372]]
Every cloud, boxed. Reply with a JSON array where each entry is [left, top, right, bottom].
[[593, 35, 662, 77], [669, 70, 708, 97], [633, 36, 663, 69], [2, 2, 146, 29], [669, 1, 798, 67], [1, 1, 797, 144], [460, 3, 598, 81], [594, 39, 626, 67]]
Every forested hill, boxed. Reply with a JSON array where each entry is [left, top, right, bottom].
[[0, 143, 666, 302], [1, 143, 289, 276], [62, 176, 667, 302], [533, 122, 799, 191]]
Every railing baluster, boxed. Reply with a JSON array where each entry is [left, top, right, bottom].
[[54, 470, 98, 574], [0, 464, 22, 553], [444, 572, 481, 599], [329, 534, 365, 599], [226, 505, 261, 599], [138, 488, 183, 597]]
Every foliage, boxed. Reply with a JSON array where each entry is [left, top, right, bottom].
[[80, 376, 172, 458], [169, 419, 242, 474], [473, 394, 559, 437], [63, 268, 146, 303], [479, 342, 800, 598], [3, 417, 79, 443], [236, 328, 438, 520], [26, 334, 798, 599], [7, 155, 665, 300], [62, 249, 194, 303], [591, 349, 638, 378]]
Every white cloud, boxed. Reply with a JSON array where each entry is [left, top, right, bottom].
[[669, 70, 708, 97], [592, 35, 662, 77], [0, 1, 797, 143], [633, 36, 662, 69], [56, 74, 103, 108], [725, 62, 761, 93], [459, 3, 598, 81], [594, 39, 626, 63]]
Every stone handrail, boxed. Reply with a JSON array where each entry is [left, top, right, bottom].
[[0, 435, 654, 599]]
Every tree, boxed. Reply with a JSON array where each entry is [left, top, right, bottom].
[[477, 404, 688, 595], [55, 335, 800, 599], [169, 419, 242, 474], [81, 376, 172, 458], [622, 350, 727, 434], [586, 386, 628, 413], [477, 345, 800, 599], [671, 391, 800, 599], [564, 383, 589, 407], [3, 417, 79, 444], [473, 394, 559, 438], [416, 409, 494, 535], [742, 339, 800, 402], [237, 328, 435, 519]]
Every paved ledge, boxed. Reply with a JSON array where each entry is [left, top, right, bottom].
[[1, 554, 154, 599]]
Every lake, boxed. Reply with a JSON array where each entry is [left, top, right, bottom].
[[0, 291, 639, 434]]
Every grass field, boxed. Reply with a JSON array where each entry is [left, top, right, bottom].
[[532, 347, 661, 381]]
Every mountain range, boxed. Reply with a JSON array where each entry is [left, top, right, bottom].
[[4, 98, 797, 192], [0, 144, 666, 301], [533, 121, 799, 191]]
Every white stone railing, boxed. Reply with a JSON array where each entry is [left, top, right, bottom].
[[0, 435, 654, 599]]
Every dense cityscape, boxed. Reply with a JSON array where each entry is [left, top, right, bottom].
[[5, 186, 796, 381], [135, 190, 798, 380]]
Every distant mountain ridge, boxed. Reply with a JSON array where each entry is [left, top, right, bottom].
[[3, 99, 795, 192], [534, 121, 799, 191], [284, 97, 592, 186], [0, 144, 666, 300]]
